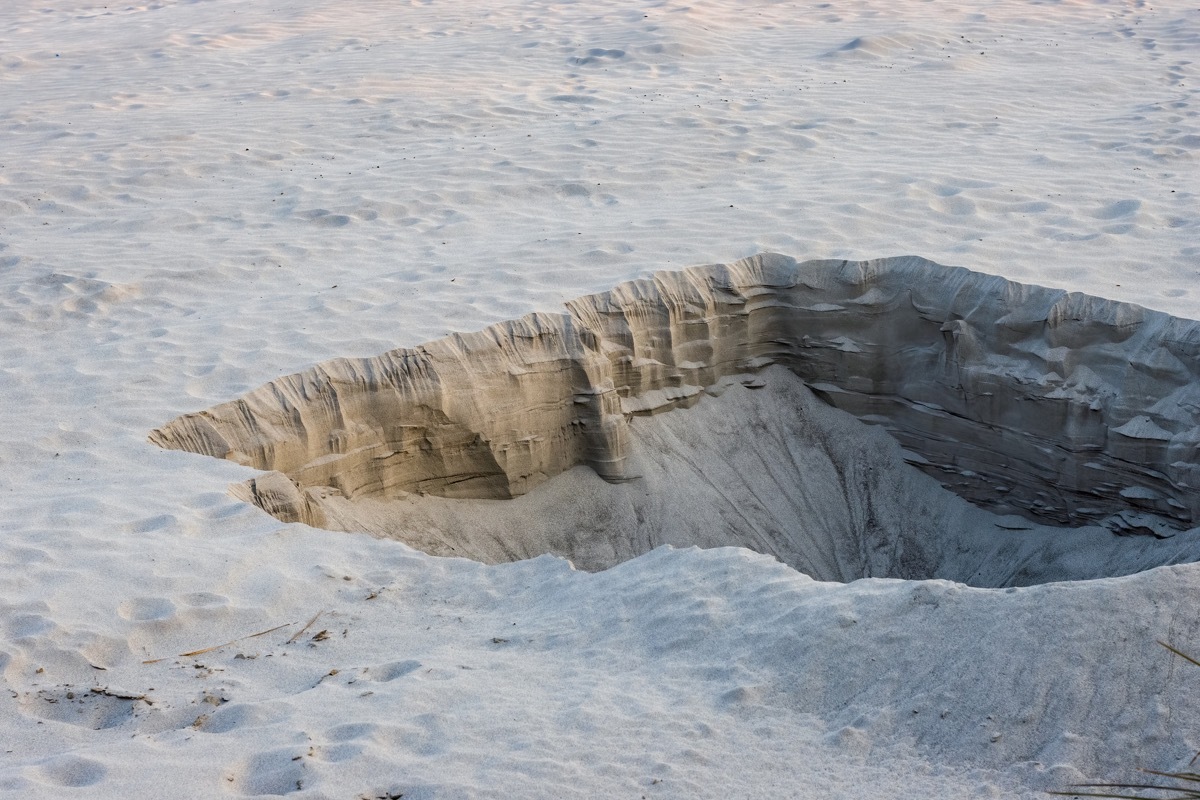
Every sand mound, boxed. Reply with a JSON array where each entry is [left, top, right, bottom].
[[151, 254, 1200, 583]]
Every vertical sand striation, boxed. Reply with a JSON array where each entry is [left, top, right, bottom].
[[150, 254, 1200, 570]]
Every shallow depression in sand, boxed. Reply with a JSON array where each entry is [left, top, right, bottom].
[[151, 255, 1200, 587]]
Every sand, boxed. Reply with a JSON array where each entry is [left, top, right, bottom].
[[152, 255, 1200, 581], [2, 0, 1200, 797]]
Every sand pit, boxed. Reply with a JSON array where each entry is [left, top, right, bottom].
[[151, 254, 1200, 585]]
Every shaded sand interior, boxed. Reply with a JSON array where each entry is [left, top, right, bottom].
[[152, 255, 1200, 584], [302, 367, 1200, 585]]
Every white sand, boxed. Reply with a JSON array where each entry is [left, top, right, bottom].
[[2, 0, 1199, 797]]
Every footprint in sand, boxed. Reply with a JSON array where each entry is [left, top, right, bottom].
[[30, 755, 107, 788]]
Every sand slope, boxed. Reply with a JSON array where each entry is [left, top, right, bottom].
[[308, 367, 1200, 585]]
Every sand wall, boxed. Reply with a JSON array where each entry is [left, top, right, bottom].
[[150, 254, 1200, 539]]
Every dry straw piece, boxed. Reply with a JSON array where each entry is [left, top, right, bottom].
[[142, 622, 298, 664]]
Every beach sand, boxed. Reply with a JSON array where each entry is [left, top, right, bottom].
[[2, 0, 1199, 797]]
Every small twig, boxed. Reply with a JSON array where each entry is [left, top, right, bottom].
[[91, 687, 150, 704], [143, 622, 296, 664], [1159, 640, 1200, 669], [287, 611, 325, 644]]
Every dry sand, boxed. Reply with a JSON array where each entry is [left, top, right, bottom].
[[2, 1, 1200, 798]]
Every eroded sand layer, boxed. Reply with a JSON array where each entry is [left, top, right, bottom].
[[305, 367, 1200, 585], [151, 255, 1200, 577]]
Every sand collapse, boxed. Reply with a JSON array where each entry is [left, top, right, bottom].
[[150, 255, 1200, 584]]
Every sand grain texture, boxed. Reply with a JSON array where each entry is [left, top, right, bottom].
[[2, 0, 1200, 797]]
